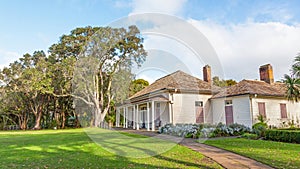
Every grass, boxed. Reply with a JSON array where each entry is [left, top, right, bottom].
[[204, 138, 300, 169], [0, 129, 222, 169]]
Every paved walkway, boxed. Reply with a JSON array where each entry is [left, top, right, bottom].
[[115, 128, 274, 169]]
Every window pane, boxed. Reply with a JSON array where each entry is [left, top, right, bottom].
[[225, 100, 232, 106], [195, 101, 203, 107]]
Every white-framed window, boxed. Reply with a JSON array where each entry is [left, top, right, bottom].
[[225, 100, 232, 106], [195, 101, 203, 107]]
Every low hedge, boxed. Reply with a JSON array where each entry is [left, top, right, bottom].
[[265, 129, 300, 144]]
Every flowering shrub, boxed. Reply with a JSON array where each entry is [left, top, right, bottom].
[[159, 123, 200, 138], [159, 123, 251, 138]]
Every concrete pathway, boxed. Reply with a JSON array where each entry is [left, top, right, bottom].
[[115, 128, 274, 169]]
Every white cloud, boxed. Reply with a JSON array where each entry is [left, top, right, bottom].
[[189, 19, 300, 81], [119, 1, 300, 82], [130, 0, 187, 16], [0, 49, 21, 69], [249, 3, 294, 24]]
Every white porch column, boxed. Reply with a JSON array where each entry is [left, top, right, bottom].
[[169, 102, 173, 124], [151, 101, 155, 131], [123, 107, 125, 128], [147, 102, 150, 131], [136, 104, 139, 130], [133, 105, 136, 129], [125, 106, 128, 128], [116, 108, 120, 127]]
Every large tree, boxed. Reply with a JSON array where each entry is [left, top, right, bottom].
[[0, 25, 146, 130], [73, 26, 146, 127]]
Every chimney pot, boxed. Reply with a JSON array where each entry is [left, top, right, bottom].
[[203, 65, 211, 83], [259, 64, 274, 84]]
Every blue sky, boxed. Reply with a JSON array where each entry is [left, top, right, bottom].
[[1, 0, 300, 82]]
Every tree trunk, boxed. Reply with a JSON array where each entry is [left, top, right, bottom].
[[18, 113, 28, 130], [61, 110, 65, 129], [33, 111, 42, 130], [94, 108, 102, 127]]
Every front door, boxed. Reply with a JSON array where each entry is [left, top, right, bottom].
[[225, 106, 234, 125], [195, 101, 204, 123]]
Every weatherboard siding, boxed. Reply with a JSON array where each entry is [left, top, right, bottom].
[[252, 97, 300, 127], [172, 93, 212, 124], [211, 95, 252, 127]]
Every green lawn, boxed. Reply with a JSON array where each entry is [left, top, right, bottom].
[[0, 129, 222, 169], [204, 138, 300, 169]]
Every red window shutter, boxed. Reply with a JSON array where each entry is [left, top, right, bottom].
[[258, 102, 266, 118], [280, 104, 287, 118]]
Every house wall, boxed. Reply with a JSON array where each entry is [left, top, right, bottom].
[[211, 95, 252, 127], [251, 97, 300, 127], [172, 93, 212, 124]]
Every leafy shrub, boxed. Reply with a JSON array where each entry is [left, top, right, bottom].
[[159, 123, 251, 138], [241, 133, 258, 140], [265, 130, 300, 143], [228, 123, 251, 135], [252, 122, 268, 138]]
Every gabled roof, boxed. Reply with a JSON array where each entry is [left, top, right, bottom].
[[130, 70, 218, 99], [212, 79, 287, 98]]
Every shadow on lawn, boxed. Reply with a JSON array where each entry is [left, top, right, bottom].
[[86, 128, 219, 168], [0, 130, 220, 169]]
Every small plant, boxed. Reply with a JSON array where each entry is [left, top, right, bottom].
[[252, 114, 268, 138], [288, 119, 296, 129], [257, 114, 266, 123]]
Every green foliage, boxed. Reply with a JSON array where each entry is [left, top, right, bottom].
[[292, 53, 300, 78], [257, 114, 266, 123], [252, 122, 268, 138], [0, 25, 147, 130], [212, 76, 237, 87], [265, 129, 300, 143], [283, 74, 300, 102], [129, 79, 149, 96], [284, 53, 300, 102]]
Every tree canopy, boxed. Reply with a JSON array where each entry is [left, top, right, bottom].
[[212, 76, 237, 87], [0, 25, 147, 130]]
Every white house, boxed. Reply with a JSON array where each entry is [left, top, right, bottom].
[[211, 64, 300, 127], [116, 64, 300, 129]]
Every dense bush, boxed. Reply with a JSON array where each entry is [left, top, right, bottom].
[[159, 123, 251, 138], [265, 130, 300, 144], [252, 122, 268, 138]]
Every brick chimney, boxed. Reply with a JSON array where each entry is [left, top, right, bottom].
[[203, 65, 211, 83], [259, 64, 274, 84]]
